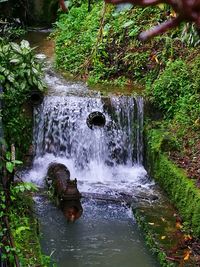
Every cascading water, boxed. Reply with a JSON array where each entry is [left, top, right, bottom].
[[25, 87, 152, 196]]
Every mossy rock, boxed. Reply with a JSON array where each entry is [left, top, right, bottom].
[[146, 143, 200, 237]]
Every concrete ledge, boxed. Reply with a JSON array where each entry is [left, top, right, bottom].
[[145, 130, 200, 237]]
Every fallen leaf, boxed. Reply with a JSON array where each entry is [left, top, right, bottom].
[[183, 250, 191, 261], [148, 222, 155, 225], [176, 222, 183, 229], [151, 54, 159, 64], [184, 234, 192, 241], [161, 217, 166, 222]]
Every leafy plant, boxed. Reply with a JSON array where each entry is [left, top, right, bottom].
[[54, 3, 168, 85], [151, 60, 192, 118], [181, 23, 200, 47], [5, 151, 23, 173], [0, 18, 26, 42], [55, 3, 101, 73], [11, 182, 38, 196], [8, 182, 49, 266], [174, 94, 200, 128], [0, 40, 45, 158]]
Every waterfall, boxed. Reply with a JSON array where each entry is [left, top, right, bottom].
[[33, 95, 143, 167], [21, 62, 153, 196], [24, 89, 151, 196]]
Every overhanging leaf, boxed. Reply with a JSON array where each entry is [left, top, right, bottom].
[[10, 42, 22, 54], [6, 162, 14, 173], [20, 40, 30, 49]]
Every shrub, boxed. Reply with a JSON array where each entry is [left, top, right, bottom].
[[0, 40, 45, 157], [151, 60, 192, 118], [55, 3, 101, 73]]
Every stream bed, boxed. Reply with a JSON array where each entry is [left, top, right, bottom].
[[22, 30, 162, 267], [36, 196, 159, 267]]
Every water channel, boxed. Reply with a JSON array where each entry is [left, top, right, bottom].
[[22, 30, 161, 267]]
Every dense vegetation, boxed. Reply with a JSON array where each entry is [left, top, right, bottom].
[[0, 35, 46, 265], [0, 39, 45, 158], [0, 183, 50, 266], [54, 1, 200, 185]]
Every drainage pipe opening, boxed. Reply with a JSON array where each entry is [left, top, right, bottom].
[[29, 90, 44, 105], [86, 111, 106, 130]]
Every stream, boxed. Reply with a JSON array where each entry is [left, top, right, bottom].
[[22, 30, 160, 267]]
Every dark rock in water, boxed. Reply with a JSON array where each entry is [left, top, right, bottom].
[[46, 162, 82, 222]]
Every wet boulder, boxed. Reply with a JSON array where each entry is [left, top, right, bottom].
[[46, 163, 82, 222], [61, 199, 83, 223]]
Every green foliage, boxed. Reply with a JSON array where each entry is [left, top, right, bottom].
[[5, 151, 23, 173], [148, 128, 180, 153], [88, 5, 163, 83], [151, 60, 191, 117], [174, 93, 200, 128], [0, 40, 45, 95], [55, 3, 100, 73], [0, 16, 26, 42], [9, 182, 50, 266], [189, 55, 200, 93], [11, 182, 38, 196], [0, 183, 49, 266], [65, 0, 87, 9], [54, 0, 197, 90], [149, 53, 200, 135], [0, 40, 45, 157], [181, 23, 200, 47], [0, 27, 26, 42], [54, 3, 171, 84]]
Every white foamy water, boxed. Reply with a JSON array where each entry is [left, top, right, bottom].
[[23, 90, 154, 196], [24, 153, 151, 196]]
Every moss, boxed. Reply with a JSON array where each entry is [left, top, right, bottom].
[[146, 130, 200, 237]]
